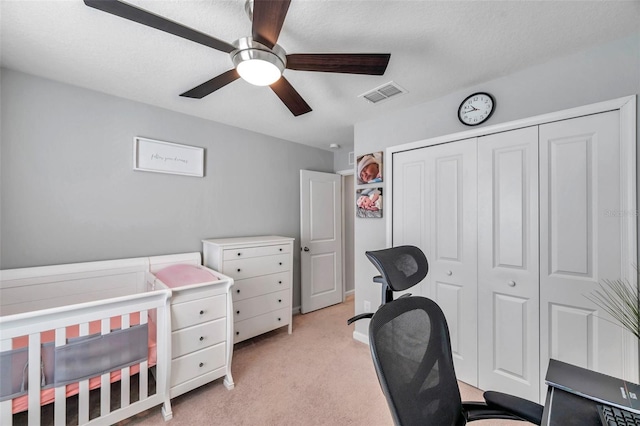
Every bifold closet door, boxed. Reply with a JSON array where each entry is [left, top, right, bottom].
[[393, 139, 478, 386], [478, 127, 540, 402], [539, 111, 633, 401]]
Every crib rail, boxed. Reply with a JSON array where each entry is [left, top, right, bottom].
[[0, 289, 172, 425]]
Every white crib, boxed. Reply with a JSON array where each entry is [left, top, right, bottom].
[[0, 254, 179, 425]]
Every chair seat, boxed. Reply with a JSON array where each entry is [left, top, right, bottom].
[[483, 391, 543, 425]]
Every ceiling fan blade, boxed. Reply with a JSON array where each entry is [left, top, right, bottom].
[[84, 0, 235, 53], [180, 69, 240, 99], [270, 77, 312, 116], [251, 0, 291, 49], [286, 53, 391, 75]]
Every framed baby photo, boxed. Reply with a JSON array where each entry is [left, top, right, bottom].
[[356, 188, 383, 218], [356, 151, 383, 185]]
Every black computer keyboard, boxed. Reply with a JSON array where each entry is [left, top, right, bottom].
[[598, 404, 640, 426]]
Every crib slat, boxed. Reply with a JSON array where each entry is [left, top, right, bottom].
[[121, 314, 131, 408], [101, 318, 111, 418], [78, 323, 90, 425], [28, 333, 41, 425], [0, 339, 12, 426], [54, 328, 67, 426], [140, 310, 149, 399]]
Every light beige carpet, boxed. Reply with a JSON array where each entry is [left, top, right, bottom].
[[120, 296, 527, 425]]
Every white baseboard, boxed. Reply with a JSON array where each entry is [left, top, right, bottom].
[[344, 289, 354, 297], [353, 330, 369, 345]]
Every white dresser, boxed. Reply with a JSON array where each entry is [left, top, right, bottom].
[[202, 236, 294, 343], [151, 263, 235, 398]]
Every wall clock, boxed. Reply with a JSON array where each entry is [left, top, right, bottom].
[[458, 92, 495, 126]]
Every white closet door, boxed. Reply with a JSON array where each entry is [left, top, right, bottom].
[[478, 127, 540, 402], [392, 149, 429, 252], [539, 111, 633, 400], [393, 139, 478, 385]]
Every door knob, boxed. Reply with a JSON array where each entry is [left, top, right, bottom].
[[303, 247, 310, 252]]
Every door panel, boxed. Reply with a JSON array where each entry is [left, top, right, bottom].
[[300, 170, 343, 313], [539, 111, 631, 401], [478, 126, 539, 402], [393, 139, 478, 385], [392, 156, 427, 250]]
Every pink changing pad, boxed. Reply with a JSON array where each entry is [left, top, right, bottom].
[[155, 264, 220, 288]]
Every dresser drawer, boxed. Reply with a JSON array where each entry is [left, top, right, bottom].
[[170, 342, 226, 387], [172, 318, 226, 358], [223, 254, 290, 280], [234, 307, 290, 343], [171, 283, 227, 305], [223, 244, 290, 260], [232, 272, 290, 302], [172, 294, 226, 331], [233, 289, 290, 322]]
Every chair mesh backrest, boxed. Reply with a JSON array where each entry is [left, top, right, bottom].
[[369, 296, 465, 426], [365, 246, 428, 292]]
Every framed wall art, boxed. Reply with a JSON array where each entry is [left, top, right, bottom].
[[356, 151, 383, 184], [133, 137, 204, 177], [356, 187, 382, 218]]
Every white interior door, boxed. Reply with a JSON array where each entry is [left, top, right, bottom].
[[478, 126, 540, 402], [300, 170, 343, 314], [539, 111, 636, 400], [392, 139, 478, 386]]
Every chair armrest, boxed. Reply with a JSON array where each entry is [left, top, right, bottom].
[[347, 313, 374, 325], [462, 402, 528, 422], [483, 391, 543, 425]]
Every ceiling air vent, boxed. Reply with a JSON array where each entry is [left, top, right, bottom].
[[359, 81, 407, 104]]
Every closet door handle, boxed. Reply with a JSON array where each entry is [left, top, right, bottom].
[[303, 247, 310, 252], [507, 280, 516, 287]]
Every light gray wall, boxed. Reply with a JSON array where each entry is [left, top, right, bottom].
[[0, 69, 334, 309], [352, 34, 640, 339], [333, 142, 354, 172]]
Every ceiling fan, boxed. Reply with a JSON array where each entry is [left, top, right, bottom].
[[83, 0, 391, 116]]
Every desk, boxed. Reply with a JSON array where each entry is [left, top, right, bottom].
[[542, 386, 601, 425]]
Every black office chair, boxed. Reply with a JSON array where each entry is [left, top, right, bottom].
[[347, 245, 428, 325], [369, 295, 543, 425]]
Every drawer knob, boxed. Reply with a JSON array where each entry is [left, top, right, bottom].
[[199, 336, 204, 341], [279, 281, 282, 284], [279, 262, 282, 266], [236, 310, 240, 314], [237, 252, 241, 256], [236, 331, 239, 335], [446, 270, 453, 276], [199, 362, 204, 368], [279, 248, 282, 251], [237, 268, 241, 272], [278, 299, 282, 303], [508, 280, 516, 287], [199, 310, 205, 315], [278, 317, 281, 321], [237, 289, 240, 293]]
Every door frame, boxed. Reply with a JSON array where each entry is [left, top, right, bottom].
[[384, 95, 637, 380], [337, 169, 355, 299]]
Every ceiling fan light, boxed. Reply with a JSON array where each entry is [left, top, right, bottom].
[[237, 58, 282, 86], [233, 47, 285, 86]]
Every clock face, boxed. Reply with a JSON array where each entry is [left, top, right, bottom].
[[458, 92, 495, 126]]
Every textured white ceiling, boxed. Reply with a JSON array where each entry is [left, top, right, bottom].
[[2, 0, 639, 150]]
